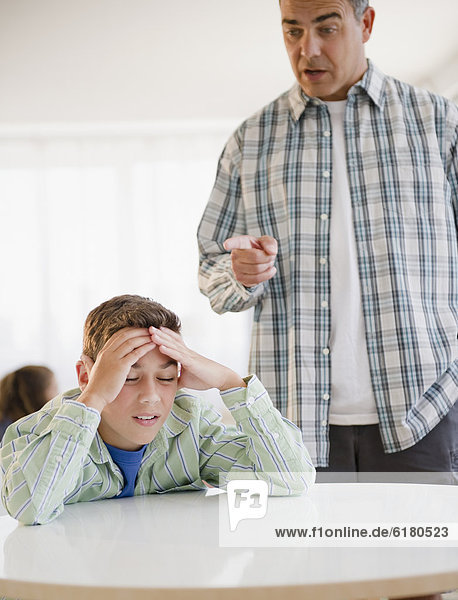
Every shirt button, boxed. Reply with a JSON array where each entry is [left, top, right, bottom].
[[56, 457, 63, 464], [323, 170, 330, 178], [321, 420, 327, 427], [322, 394, 330, 401], [322, 347, 330, 355], [319, 257, 327, 265], [323, 130, 331, 137], [273, 432, 280, 439], [246, 396, 255, 407], [320, 213, 328, 221], [233, 402, 241, 410], [321, 300, 328, 308]]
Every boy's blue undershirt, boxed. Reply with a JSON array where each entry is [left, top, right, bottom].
[[105, 442, 146, 498]]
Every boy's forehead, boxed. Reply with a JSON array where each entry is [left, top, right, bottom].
[[131, 358, 177, 369], [131, 348, 178, 370]]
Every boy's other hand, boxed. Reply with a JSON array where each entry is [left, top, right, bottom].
[[223, 234, 277, 287], [149, 327, 246, 392], [76, 328, 156, 413]]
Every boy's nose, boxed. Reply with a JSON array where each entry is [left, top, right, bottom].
[[139, 381, 161, 404], [139, 393, 161, 404]]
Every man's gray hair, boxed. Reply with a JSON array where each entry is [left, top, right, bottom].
[[347, 0, 369, 20], [278, 1, 369, 20]]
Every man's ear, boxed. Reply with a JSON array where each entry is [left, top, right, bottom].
[[361, 6, 375, 44], [76, 355, 94, 391]]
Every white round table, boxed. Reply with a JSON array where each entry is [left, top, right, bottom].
[[0, 483, 457, 599]]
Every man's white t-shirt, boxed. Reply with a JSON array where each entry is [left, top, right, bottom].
[[325, 100, 378, 425]]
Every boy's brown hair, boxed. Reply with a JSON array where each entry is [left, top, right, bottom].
[[83, 295, 181, 361]]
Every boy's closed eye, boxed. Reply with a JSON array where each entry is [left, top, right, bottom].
[[125, 359, 179, 384], [125, 376, 176, 383]]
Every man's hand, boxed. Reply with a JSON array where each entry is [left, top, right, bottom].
[[149, 326, 246, 391], [76, 328, 156, 413], [223, 235, 278, 287]]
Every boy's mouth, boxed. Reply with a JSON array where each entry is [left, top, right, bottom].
[[133, 415, 159, 426]]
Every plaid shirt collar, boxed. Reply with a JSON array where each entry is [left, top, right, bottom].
[[287, 59, 387, 122]]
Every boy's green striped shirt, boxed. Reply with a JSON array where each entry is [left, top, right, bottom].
[[0, 375, 315, 525]]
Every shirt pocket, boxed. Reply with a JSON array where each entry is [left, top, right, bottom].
[[388, 164, 450, 220]]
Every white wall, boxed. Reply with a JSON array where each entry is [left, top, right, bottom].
[[0, 0, 457, 125], [0, 0, 457, 397], [0, 0, 289, 123]]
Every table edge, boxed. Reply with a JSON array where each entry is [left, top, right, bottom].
[[0, 571, 457, 600]]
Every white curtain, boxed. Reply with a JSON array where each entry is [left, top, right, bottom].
[[0, 122, 252, 394]]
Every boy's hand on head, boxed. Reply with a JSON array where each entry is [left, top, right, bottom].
[[149, 327, 246, 392], [77, 327, 156, 413]]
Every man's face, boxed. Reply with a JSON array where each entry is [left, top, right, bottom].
[[280, 0, 374, 100], [97, 347, 179, 451]]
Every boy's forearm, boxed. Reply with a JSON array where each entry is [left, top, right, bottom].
[[219, 376, 316, 494], [1, 401, 99, 524], [213, 367, 247, 392], [77, 389, 108, 413]]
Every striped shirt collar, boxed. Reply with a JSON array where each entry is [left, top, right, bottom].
[[287, 59, 386, 122]]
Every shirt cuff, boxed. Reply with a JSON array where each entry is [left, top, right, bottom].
[[220, 375, 273, 421], [42, 399, 101, 446], [241, 282, 266, 298], [213, 256, 266, 303], [220, 253, 266, 298]]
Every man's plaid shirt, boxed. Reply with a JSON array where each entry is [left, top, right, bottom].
[[197, 61, 458, 467]]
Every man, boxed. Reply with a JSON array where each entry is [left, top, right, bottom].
[[198, 0, 457, 484]]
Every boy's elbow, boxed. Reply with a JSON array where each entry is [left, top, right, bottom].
[[10, 510, 39, 526], [270, 468, 316, 497], [2, 495, 37, 525], [9, 505, 59, 526], [299, 467, 316, 493], [1, 486, 59, 526]]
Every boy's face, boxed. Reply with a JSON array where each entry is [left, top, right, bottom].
[[96, 347, 179, 451]]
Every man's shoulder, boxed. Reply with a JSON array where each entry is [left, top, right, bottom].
[[383, 71, 457, 116], [233, 84, 299, 135]]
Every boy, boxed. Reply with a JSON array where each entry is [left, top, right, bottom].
[[0, 295, 315, 524]]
